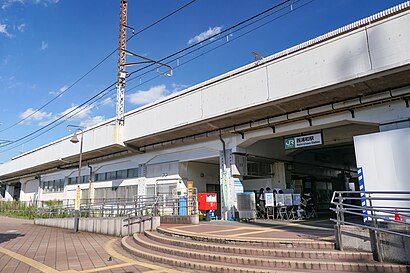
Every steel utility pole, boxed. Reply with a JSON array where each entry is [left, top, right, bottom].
[[115, 0, 172, 128], [116, 0, 128, 126]]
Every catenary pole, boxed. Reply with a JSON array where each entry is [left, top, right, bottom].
[[116, 0, 128, 126]]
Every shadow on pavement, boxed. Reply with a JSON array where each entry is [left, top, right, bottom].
[[0, 233, 24, 244]]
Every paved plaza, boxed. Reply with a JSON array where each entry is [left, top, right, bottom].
[[0, 216, 197, 273], [160, 218, 335, 242], [0, 216, 335, 273]]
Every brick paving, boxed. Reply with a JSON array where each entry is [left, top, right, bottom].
[[0, 216, 336, 273], [0, 216, 198, 273], [161, 218, 335, 241]]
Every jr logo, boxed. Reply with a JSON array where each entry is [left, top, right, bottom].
[[284, 138, 295, 149]]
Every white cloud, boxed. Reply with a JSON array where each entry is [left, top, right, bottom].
[[80, 116, 106, 129], [1, 0, 23, 10], [171, 82, 188, 92], [127, 85, 168, 105], [40, 41, 48, 50], [19, 108, 52, 123], [37, 104, 91, 126], [188, 26, 222, 45], [16, 23, 26, 32], [7, 75, 22, 88], [0, 23, 12, 38], [2, 0, 59, 10], [60, 105, 91, 120], [101, 97, 114, 107], [49, 85, 68, 96]]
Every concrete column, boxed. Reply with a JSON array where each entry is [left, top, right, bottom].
[[0, 184, 5, 199], [5, 184, 14, 201], [273, 162, 287, 190], [19, 177, 39, 203], [219, 149, 236, 220]]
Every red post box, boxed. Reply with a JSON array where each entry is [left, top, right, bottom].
[[198, 192, 217, 211]]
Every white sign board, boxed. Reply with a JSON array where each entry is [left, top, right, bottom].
[[206, 193, 217, 203], [354, 128, 410, 210], [265, 193, 274, 207]]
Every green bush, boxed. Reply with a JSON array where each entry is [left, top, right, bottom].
[[0, 200, 37, 219]]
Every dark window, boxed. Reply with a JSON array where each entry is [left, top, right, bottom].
[[96, 173, 106, 181], [106, 171, 117, 180], [82, 175, 90, 184], [68, 177, 76, 185], [117, 170, 127, 179], [127, 168, 139, 178]]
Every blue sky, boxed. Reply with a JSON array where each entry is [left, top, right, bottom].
[[0, 0, 406, 162]]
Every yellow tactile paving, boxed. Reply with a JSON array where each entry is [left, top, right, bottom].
[[0, 237, 182, 273], [278, 222, 332, 231], [202, 226, 259, 234], [77, 262, 135, 273], [103, 238, 180, 273], [165, 226, 321, 242], [144, 268, 181, 273], [0, 246, 60, 273], [226, 229, 278, 238]]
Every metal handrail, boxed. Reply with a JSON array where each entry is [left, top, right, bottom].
[[331, 202, 410, 218], [1, 193, 199, 225], [332, 219, 410, 238], [330, 191, 410, 262], [123, 194, 198, 235]]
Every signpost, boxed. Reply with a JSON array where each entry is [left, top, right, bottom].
[[74, 185, 81, 232], [284, 133, 323, 150]]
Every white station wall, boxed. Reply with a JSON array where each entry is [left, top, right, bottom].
[[124, 10, 410, 143], [1, 9, 410, 179]]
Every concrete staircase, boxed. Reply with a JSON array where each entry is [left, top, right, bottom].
[[121, 226, 410, 273]]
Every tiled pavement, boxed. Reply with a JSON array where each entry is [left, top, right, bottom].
[[0, 216, 202, 273], [0, 216, 335, 273], [160, 217, 335, 242]]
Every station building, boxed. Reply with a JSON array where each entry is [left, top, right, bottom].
[[1, 3, 410, 220]]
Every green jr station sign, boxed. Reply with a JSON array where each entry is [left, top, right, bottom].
[[284, 133, 323, 150]]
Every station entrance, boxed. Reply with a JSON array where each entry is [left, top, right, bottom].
[[236, 123, 379, 216]]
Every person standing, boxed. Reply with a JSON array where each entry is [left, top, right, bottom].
[[258, 188, 266, 219]]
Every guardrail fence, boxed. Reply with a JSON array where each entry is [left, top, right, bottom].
[[330, 191, 410, 262], [0, 193, 198, 221]]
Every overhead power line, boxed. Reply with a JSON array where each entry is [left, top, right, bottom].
[[93, 0, 314, 113], [0, 0, 312, 153], [126, 0, 294, 79], [0, 0, 198, 134]]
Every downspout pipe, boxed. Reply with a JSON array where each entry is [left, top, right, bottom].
[[88, 164, 93, 180], [88, 164, 94, 203], [219, 133, 226, 166]]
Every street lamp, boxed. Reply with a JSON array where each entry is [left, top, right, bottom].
[[68, 125, 84, 232]]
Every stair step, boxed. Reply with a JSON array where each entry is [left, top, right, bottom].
[[122, 235, 409, 273], [122, 235, 328, 273], [157, 226, 336, 249], [145, 230, 373, 262]]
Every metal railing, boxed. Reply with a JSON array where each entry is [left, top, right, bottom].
[[330, 191, 410, 261], [124, 194, 198, 228], [1, 194, 198, 220]]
